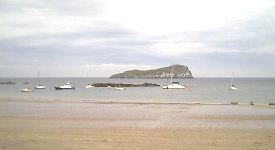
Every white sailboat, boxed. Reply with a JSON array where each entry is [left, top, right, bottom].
[[162, 64, 186, 89], [228, 73, 238, 90], [162, 81, 186, 89], [115, 80, 126, 90], [55, 82, 75, 90], [34, 72, 46, 89], [21, 88, 33, 92], [85, 84, 94, 88], [84, 66, 94, 88], [115, 87, 126, 90]]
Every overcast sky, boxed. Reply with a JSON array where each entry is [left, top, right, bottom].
[[1, 0, 275, 77]]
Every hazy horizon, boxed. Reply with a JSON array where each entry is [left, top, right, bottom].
[[1, 0, 275, 77]]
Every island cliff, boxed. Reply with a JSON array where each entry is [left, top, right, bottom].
[[110, 64, 193, 78]]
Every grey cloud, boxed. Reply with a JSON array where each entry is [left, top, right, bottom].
[[197, 7, 275, 52], [1, 0, 275, 77], [0, 27, 157, 66], [0, 0, 103, 37], [155, 6, 275, 54], [0, 0, 102, 16]]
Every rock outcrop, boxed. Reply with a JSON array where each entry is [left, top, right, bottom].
[[110, 64, 193, 78]]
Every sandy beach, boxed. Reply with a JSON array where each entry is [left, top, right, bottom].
[[0, 99, 275, 150]]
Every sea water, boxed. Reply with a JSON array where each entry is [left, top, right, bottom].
[[0, 77, 275, 104]]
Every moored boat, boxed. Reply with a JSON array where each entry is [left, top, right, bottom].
[[85, 84, 94, 88], [163, 82, 186, 89], [228, 85, 237, 90], [34, 72, 46, 89], [21, 88, 33, 92], [35, 85, 46, 89], [115, 87, 126, 90], [55, 82, 75, 90], [228, 73, 238, 90], [163, 64, 186, 89]]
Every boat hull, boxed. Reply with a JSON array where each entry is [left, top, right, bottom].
[[115, 87, 126, 90], [229, 87, 238, 90], [54, 87, 75, 90], [21, 88, 33, 92], [85, 85, 94, 88], [163, 84, 186, 89], [35, 85, 46, 89]]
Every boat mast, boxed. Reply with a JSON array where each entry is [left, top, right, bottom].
[[170, 64, 173, 83], [231, 72, 234, 86], [86, 65, 90, 83], [37, 72, 40, 85]]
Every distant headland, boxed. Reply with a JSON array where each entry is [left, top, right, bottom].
[[110, 64, 193, 78]]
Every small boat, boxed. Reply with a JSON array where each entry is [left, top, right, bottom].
[[107, 86, 112, 88], [115, 87, 126, 90], [55, 82, 75, 90], [35, 85, 46, 89], [163, 82, 186, 89], [228, 73, 238, 90], [85, 84, 94, 88], [115, 79, 126, 90], [229, 85, 237, 90], [21, 88, 33, 92], [34, 72, 46, 89], [163, 64, 186, 89]]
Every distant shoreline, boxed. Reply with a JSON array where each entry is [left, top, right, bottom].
[[1, 77, 275, 79], [109, 77, 194, 79], [1, 97, 274, 107]]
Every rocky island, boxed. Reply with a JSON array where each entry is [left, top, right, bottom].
[[110, 64, 193, 78]]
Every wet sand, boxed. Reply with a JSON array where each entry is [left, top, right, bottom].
[[0, 99, 275, 150]]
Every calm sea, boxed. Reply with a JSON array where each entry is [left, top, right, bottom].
[[0, 77, 275, 104]]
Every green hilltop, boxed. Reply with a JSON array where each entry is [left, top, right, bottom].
[[110, 64, 193, 78]]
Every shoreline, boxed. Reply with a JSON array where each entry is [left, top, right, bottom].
[[1, 98, 275, 128], [1, 97, 275, 149], [1, 96, 274, 106]]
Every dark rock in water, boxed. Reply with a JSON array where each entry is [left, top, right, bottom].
[[0, 81, 17, 85], [134, 82, 160, 87], [91, 82, 160, 87], [92, 83, 133, 87], [250, 101, 254, 105], [231, 102, 238, 105], [110, 64, 193, 78]]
